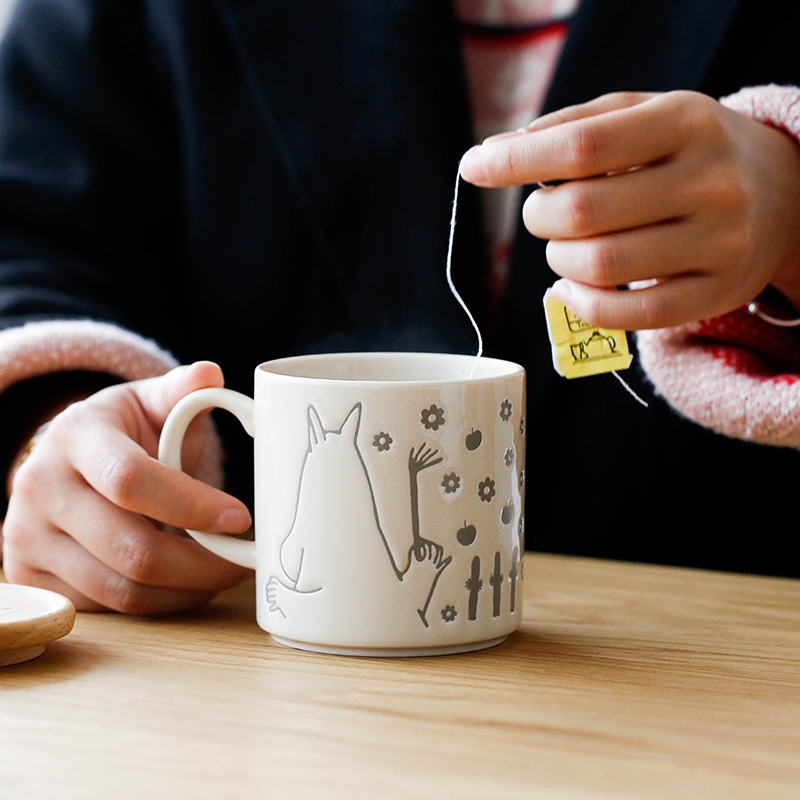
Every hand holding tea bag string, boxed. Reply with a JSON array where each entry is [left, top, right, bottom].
[[459, 90, 800, 330]]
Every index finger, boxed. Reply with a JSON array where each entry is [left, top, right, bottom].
[[459, 94, 688, 188], [70, 415, 251, 534]]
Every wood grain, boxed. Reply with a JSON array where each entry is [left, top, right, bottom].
[[1, 554, 798, 798]]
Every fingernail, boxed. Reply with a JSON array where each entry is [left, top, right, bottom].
[[552, 279, 573, 308], [459, 146, 488, 184], [217, 506, 252, 533]]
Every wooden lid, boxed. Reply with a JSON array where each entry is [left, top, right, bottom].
[[0, 583, 76, 666]]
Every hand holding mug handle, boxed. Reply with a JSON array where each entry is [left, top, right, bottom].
[[158, 388, 257, 570]]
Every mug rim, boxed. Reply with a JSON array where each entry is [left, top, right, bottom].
[[256, 351, 524, 385]]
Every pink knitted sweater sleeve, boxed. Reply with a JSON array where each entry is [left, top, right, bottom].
[[0, 319, 178, 392], [637, 84, 800, 449], [0, 319, 224, 487]]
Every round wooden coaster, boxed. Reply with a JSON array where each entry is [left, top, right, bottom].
[[0, 583, 76, 666]]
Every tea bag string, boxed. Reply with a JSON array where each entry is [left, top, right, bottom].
[[611, 370, 648, 407], [447, 159, 483, 378]]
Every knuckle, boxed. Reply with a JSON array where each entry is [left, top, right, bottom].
[[0, 514, 27, 559], [102, 573, 151, 615], [709, 166, 749, 215], [50, 400, 90, 440], [502, 140, 530, 184], [114, 532, 157, 583], [1, 556, 37, 588], [97, 453, 143, 507], [564, 185, 600, 234], [1, 513, 46, 585], [584, 240, 624, 286], [13, 460, 75, 522], [563, 122, 607, 173], [676, 91, 726, 146], [634, 290, 669, 330], [718, 226, 756, 285], [10, 458, 49, 505]]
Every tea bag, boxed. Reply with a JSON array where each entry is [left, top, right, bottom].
[[543, 287, 648, 406], [543, 288, 633, 378]]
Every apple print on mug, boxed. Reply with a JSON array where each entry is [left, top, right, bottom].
[[465, 428, 483, 451], [457, 521, 478, 546]]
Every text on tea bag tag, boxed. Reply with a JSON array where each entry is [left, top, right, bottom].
[[543, 288, 633, 378], [543, 288, 648, 407]]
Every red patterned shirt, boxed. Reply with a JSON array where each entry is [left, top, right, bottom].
[[455, 0, 580, 320]]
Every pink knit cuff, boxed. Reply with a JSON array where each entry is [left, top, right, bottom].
[[0, 319, 178, 391], [637, 84, 800, 449], [0, 319, 224, 487], [638, 309, 800, 448], [719, 83, 800, 138]]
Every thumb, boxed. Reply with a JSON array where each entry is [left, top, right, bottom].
[[133, 361, 225, 429]]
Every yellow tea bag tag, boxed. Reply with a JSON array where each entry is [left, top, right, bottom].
[[543, 288, 633, 379]]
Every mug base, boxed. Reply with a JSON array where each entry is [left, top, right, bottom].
[[269, 634, 509, 658]]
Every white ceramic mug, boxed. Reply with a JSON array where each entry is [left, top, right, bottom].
[[159, 352, 526, 656]]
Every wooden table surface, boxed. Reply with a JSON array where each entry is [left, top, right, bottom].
[[1, 553, 798, 799]]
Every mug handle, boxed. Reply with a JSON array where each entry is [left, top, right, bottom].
[[158, 387, 257, 569]]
